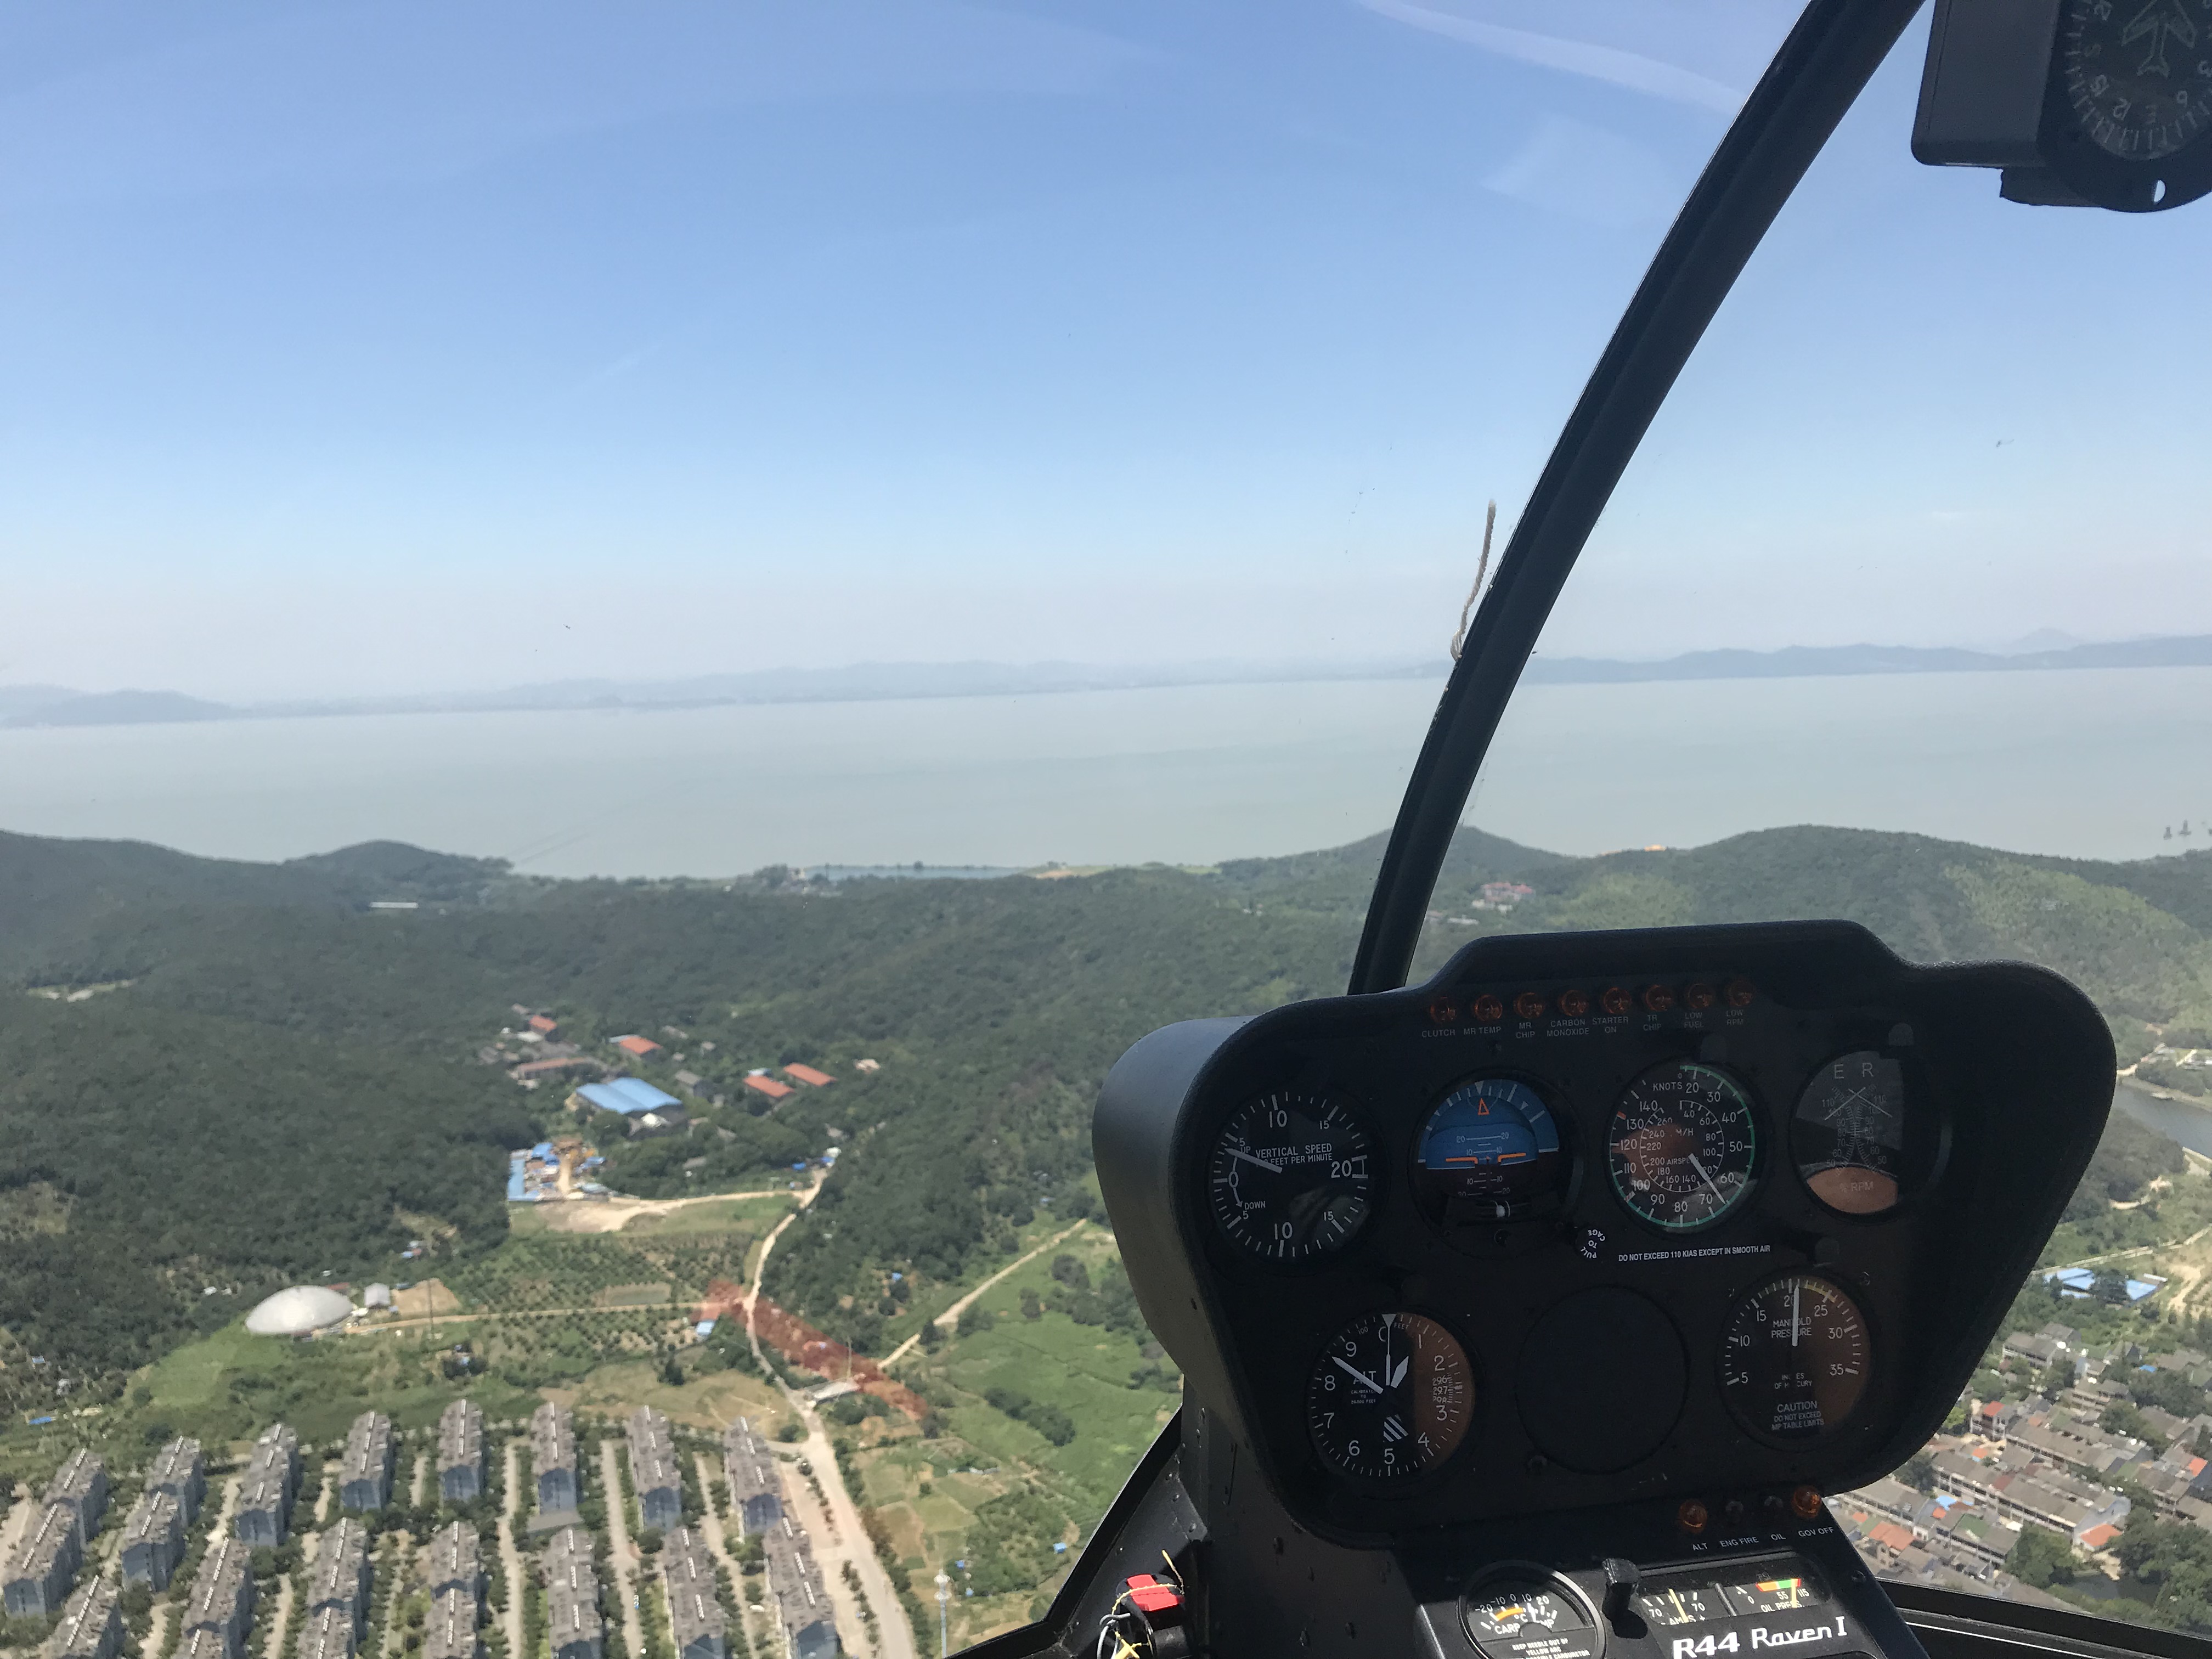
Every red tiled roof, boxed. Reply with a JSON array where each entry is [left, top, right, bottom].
[[744, 1075, 793, 1101], [528, 1015, 557, 1034], [782, 1064, 835, 1088], [1869, 1523, 1915, 1551], [614, 1035, 663, 1057], [2080, 1524, 2120, 1550]]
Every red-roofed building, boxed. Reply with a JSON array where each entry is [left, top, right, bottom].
[[1868, 1522, 1915, 1553], [782, 1064, 835, 1088], [2080, 1523, 2120, 1550], [528, 1014, 558, 1035], [744, 1075, 793, 1102], [613, 1035, 663, 1060]]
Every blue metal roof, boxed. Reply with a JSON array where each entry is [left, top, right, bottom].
[[577, 1078, 681, 1115]]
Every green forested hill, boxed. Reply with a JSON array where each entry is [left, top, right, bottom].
[[4, 820, 2212, 1390]]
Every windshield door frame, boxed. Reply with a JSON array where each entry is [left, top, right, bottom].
[[1347, 0, 1927, 995]]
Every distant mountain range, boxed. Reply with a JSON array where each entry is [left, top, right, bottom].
[[8, 635, 2211, 729]]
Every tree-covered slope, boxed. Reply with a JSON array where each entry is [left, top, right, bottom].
[[5, 819, 2211, 1387]]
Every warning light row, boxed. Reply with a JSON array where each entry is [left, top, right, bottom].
[[1426, 979, 1756, 1025]]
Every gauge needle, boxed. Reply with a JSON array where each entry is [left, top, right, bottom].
[[1688, 1154, 1729, 1206], [1333, 1356, 1382, 1393], [1791, 1279, 1801, 1348], [1387, 1353, 1409, 1387], [1228, 1148, 1284, 1175]]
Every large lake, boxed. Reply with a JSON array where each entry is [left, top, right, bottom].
[[2, 666, 2208, 877]]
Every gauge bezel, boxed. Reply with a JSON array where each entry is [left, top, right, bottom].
[[1407, 1070, 1579, 1247], [1303, 1306, 1482, 1491], [1605, 1057, 1766, 1235], [1459, 1562, 1601, 1659], [1715, 1268, 1877, 1448], [2038, 0, 2212, 212], [1201, 1088, 1380, 1270], [1788, 1042, 1948, 1222]]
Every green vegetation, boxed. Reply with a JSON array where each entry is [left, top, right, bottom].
[[13, 817, 2212, 1639]]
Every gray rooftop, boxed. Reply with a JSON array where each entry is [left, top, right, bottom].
[[46, 1451, 104, 1510], [426, 1522, 481, 1597], [342, 1413, 393, 1483], [14, 1501, 80, 1580], [122, 1490, 183, 1553], [438, 1402, 483, 1473], [49, 1575, 120, 1659], [661, 1530, 724, 1652], [185, 1538, 252, 1629], [307, 1520, 371, 1613], [543, 1528, 602, 1650], [298, 1606, 357, 1659], [422, 1588, 478, 1659], [532, 1402, 576, 1475], [148, 1437, 204, 1493]]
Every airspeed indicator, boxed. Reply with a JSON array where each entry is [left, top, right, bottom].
[[1207, 1092, 1373, 1261]]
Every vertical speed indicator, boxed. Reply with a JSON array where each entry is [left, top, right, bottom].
[[1207, 1092, 1374, 1261]]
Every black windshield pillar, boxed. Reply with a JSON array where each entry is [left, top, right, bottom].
[[1347, 0, 1926, 996]]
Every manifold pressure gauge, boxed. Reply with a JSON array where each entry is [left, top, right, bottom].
[[1207, 1092, 1373, 1261]]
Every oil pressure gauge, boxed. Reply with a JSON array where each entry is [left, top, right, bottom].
[[1206, 1092, 1373, 1261]]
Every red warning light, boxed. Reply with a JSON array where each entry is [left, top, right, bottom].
[[1427, 997, 1458, 1026], [1725, 978, 1757, 1008], [1557, 988, 1590, 1017], [1642, 984, 1676, 1013], [1599, 986, 1631, 1016], [1790, 1486, 1822, 1519], [1471, 994, 1505, 1023], [1513, 991, 1546, 1019], [1677, 1498, 1709, 1535], [1684, 983, 1716, 1011]]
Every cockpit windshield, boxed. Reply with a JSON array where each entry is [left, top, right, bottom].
[[5, 4, 2210, 1656]]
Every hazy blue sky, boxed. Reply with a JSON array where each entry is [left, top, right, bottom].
[[4, 1, 2208, 699]]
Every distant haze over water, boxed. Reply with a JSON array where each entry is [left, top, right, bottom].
[[1, 667, 2206, 876]]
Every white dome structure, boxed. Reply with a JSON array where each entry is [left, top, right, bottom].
[[245, 1285, 353, 1336]]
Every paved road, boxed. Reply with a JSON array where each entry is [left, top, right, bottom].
[[264, 1573, 296, 1659], [381, 1530, 420, 1659], [879, 1221, 1088, 1369], [498, 1442, 528, 1659], [744, 1179, 915, 1659], [0, 1488, 32, 1570], [596, 1441, 648, 1659], [689, 1454, 775, 1659]]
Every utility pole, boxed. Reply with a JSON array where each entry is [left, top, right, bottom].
[[935, 1570, 951, 1657]]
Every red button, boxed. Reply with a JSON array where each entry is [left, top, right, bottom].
[[1558, 989, 1590, 1017], [1599, 986, 1630, 1015], [1514, 991, 1546, 1019], [1471, 994, 1504, 1023], [1643, 984, 1676, 1012]]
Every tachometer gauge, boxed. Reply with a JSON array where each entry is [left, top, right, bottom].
[[1607, 1060, 1759, 1231], [1413, 1076, 1566, 1223], [1719, 1272, 1871, 1442], [1794, 1051, 1906, 1215], [1207, 1092, 1373, 1261], [1306, 1311, 1472, 1480]]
